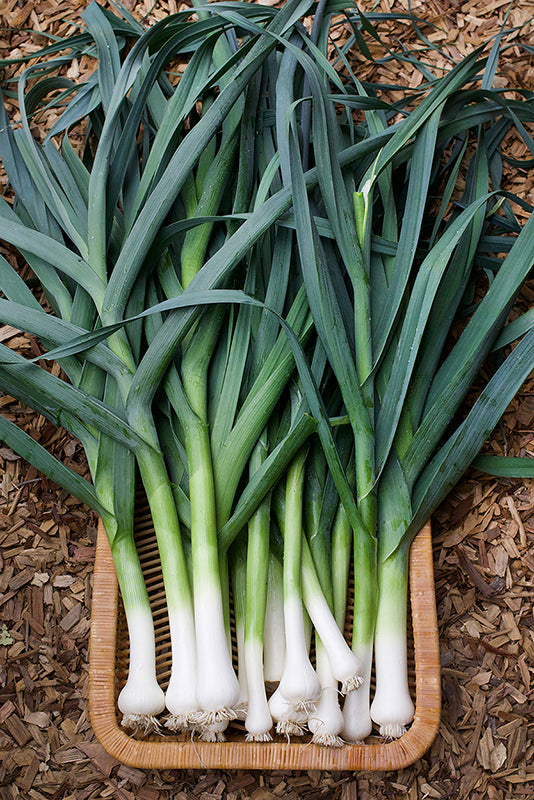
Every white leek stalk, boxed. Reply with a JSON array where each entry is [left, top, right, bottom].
[[135, 445, 198, 730], [277, 452, 321, 710], [112, 535, 165, 731], [231, 540, 249, 721], [186, 418, 240, 723], [370, 544, 414, 738], [263, 553, 286, 682], [329, 499, 374, 742], [164, 608, 198, 731], [244, 639, 272, 741], [235, 623, 249, 722], [343, 527, 377, 741], [301, 538, 362, 693], [307, 635, 344, 747], [95, 421, 165, 733], [342, 643, 373, 742], [244, 437, 273, 741]]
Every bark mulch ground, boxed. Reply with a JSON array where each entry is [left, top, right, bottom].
[[1, 1, 533, 798]]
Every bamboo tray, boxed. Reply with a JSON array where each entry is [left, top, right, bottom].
[[89, 510, 440, 771]]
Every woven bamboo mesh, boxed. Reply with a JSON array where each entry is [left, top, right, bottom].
[[89, 499, 440, 770]]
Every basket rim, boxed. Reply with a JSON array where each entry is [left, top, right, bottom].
[[88, 521, 440, 771]]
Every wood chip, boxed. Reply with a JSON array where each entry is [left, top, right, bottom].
[[19, 757, 40, 793], [59, 604, 82, 632], [4, 714, 33, 746], [116, 765, 146, 786], [24, 711, 51, 729], [76, 742, 122, 778]]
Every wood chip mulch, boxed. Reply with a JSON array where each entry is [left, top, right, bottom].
[[1, 1, 533, 798]]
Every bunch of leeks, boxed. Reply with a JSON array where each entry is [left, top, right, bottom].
[[1, 0, 534, 745]]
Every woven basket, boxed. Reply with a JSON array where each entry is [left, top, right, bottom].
[[89, 509, 440, 771]]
